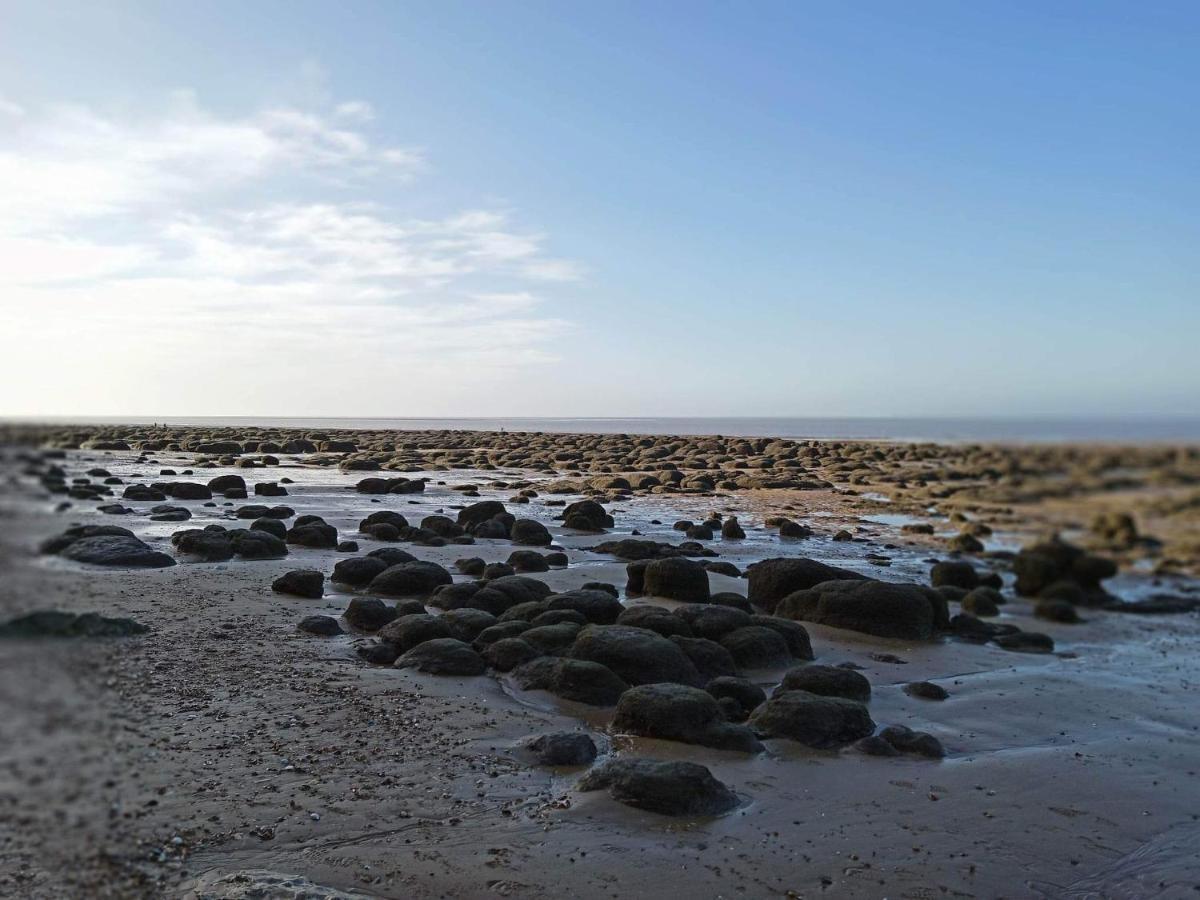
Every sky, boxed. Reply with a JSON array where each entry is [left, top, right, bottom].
[[0, 0, 1197, 419]]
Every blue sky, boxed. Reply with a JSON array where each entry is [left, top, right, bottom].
[[0, 0, 1196, 417]]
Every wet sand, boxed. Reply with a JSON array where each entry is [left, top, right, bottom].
[[0, 426, 1198, 899]]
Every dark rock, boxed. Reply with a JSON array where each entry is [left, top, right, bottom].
[[367, 561, 453, 596], [748, 615, 814, 660], [513, 657, 630, 706], [251, 518, 288, 541], [343, 597, 398, 632], [0, 611, 148, 638], [570, 624, 702, 687], [676, 604, 750, 640], [878, 724, 945, 758], [286, 522, 338, 549], [511, 518, 553, 546], [613, 682, 763, 753], [272, 570, 324, 599], [993, 630, 1055, 653], [930, 561, 980, 590], [749, 690, 876, 748], [1035, 598, 1081, 623], [577, 758, 739, 816], [331, 556, 389, 588], [720, 626, 792, 669], [669, 635, 738, 679], [484, 637, 542, 671], [616, 606, 693, 638], [961, 587, 1003, 617], [776, 579, 948, 640], [746, 558, 866, 613], [57, 533, 175, 568], [642, 556, 711, 603], [297, 615, 342, 636], [705, 676, 766, 719], [523, 732, 598, 766], [775, 665, 870, 702], [546, 590, 624, 625], [357, 642, 401, 665], [904, 681, 949, 701], [394, 638, 486, 675]]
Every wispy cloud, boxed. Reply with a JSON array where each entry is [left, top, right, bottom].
[[0, 89, 579, 414]]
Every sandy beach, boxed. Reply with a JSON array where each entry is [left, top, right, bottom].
[[1, 425, 1198, 899]]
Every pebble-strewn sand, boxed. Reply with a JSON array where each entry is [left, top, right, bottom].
[[1, 425, 1198, 899]]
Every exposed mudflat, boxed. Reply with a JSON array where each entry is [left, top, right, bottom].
[[0, 425, 1198, 899]]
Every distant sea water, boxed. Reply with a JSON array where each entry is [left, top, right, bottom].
[[17, 416, 1200, 444]]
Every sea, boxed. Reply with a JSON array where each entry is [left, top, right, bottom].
[[14, 415, 1200, 443]]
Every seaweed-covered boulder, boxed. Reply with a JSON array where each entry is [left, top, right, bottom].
[[746, 558, 866, 613], [642, 557, 711, 603], [483, 637, 542, 671], [705, 676, 766, 720], [748, 615, 814, 660], [749, 690, 875, 748], [719, 625, 793, 669], [366, 547, 418, 567], [545, 590, 624, 625], [774, 665, 871, 702], [343, 597, 399, 632], [511, 518, 553, 546], [523, 732, 598, 766], [394, 638, 486, 676], [513, 657, 630, 706], [207, 475, 246, 493], [1013, 538, 1117, 604], [616, 606, 694, 638], [297, 615, 342, 637], [570, 624, 703, 687], [286, 521, 338, 549], [676, 604, 751, 640], [331, 556, 389, 588], [272, 570, 324, 599], [457, 501, 508, 531], [57, 532, 175, 568], [377, 613, 454, 650], [561, 500, 614, 531], [612, 683, 763, 753], [367, 561, 453, 597], [669, 635, 737, 679], [0, 611, 148, 638], [776, 579, 948, 640], [577, 758, 739, 816], [930, 561, 980, 590]]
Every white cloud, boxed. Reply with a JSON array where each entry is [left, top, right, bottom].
[[0, 89, 580, 415]]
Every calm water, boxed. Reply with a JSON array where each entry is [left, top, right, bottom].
[[17, 415, 1200, 443]]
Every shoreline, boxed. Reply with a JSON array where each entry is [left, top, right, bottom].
[[1, 426, 1198, 897]]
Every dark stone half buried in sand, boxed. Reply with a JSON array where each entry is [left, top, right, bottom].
[[612, 683, 764, 753], [748, 690, 876, 748], [577, 757, 740, 816], [522, 732, 598, 767], [0, 611, 148, 638], [512, 657, 630, 706], [272, 570, 324, 599], [569, 624, 703, 687], [393, 638, 486, 676], [366, 561, 453, 596], [775, 579, 949, 641], [774, 665, 871, 703], [745, 557, 866, 613], [545, 589, 624, 625], [642, 556, 712, 603], [59, 533, 176, 568], [297, 615, 343, 637]]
